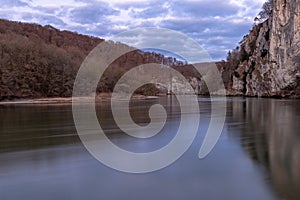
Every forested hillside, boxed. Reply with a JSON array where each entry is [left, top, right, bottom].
[[0, 19, 192, 100]]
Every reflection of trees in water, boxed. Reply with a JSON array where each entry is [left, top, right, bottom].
[[0, 105, 79, 153], [228, 98, 300, 200]]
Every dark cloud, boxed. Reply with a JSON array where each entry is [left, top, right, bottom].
[[70, 3, 119, 24]]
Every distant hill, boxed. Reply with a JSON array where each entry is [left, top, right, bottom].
[[0, 19, 196, 100]]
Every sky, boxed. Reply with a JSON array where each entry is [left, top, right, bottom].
[[0, 0, 266, 61]]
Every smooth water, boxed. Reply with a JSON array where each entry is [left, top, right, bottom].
[[0, 97, 299, 200]]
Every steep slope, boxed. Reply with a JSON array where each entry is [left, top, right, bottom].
[[229, 0, 300, 97]]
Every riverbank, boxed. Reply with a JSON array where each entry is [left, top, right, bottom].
[[1, 90, 300, 105], [0, 93, 161, 105]]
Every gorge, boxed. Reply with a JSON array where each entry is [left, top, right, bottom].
[[0, 0, 299, 99]]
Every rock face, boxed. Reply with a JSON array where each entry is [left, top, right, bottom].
[[269, 0, 300, 95], [231, 0, 300, 97]]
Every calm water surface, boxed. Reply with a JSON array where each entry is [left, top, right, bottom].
[[0, 97, 299, 200]]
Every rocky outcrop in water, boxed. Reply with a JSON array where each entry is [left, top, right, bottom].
[[228, 0, 300, 97]]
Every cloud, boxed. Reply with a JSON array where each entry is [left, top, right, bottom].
[[168, 0, 240, 18], [1, 0, 28, 7], [0, 0, 266, 61], [70, 3, 119, 24], [110, 28, 212, 63], [24, 0, 86, 7]]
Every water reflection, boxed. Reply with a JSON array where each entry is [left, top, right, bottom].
[[228, 98, 300, 200], [0, 104, 79, 152], [0, 97, 299, 199]]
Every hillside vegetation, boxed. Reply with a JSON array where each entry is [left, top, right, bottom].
[[0, 19, 197, 100]]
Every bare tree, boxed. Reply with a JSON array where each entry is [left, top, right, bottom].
[[254, 0, 274, 23]]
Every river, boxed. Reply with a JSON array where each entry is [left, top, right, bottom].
[[0, 97, 299, 200]]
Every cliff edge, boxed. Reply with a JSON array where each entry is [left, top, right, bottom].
[[228, 0, 300, 97]]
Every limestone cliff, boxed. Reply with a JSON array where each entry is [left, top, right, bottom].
[[230, 0, 300, 97]]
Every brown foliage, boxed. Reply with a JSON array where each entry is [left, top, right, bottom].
[[0, 19, 196, 99]]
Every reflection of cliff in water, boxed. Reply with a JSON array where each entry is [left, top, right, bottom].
[[228, 98, 300, 200]]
